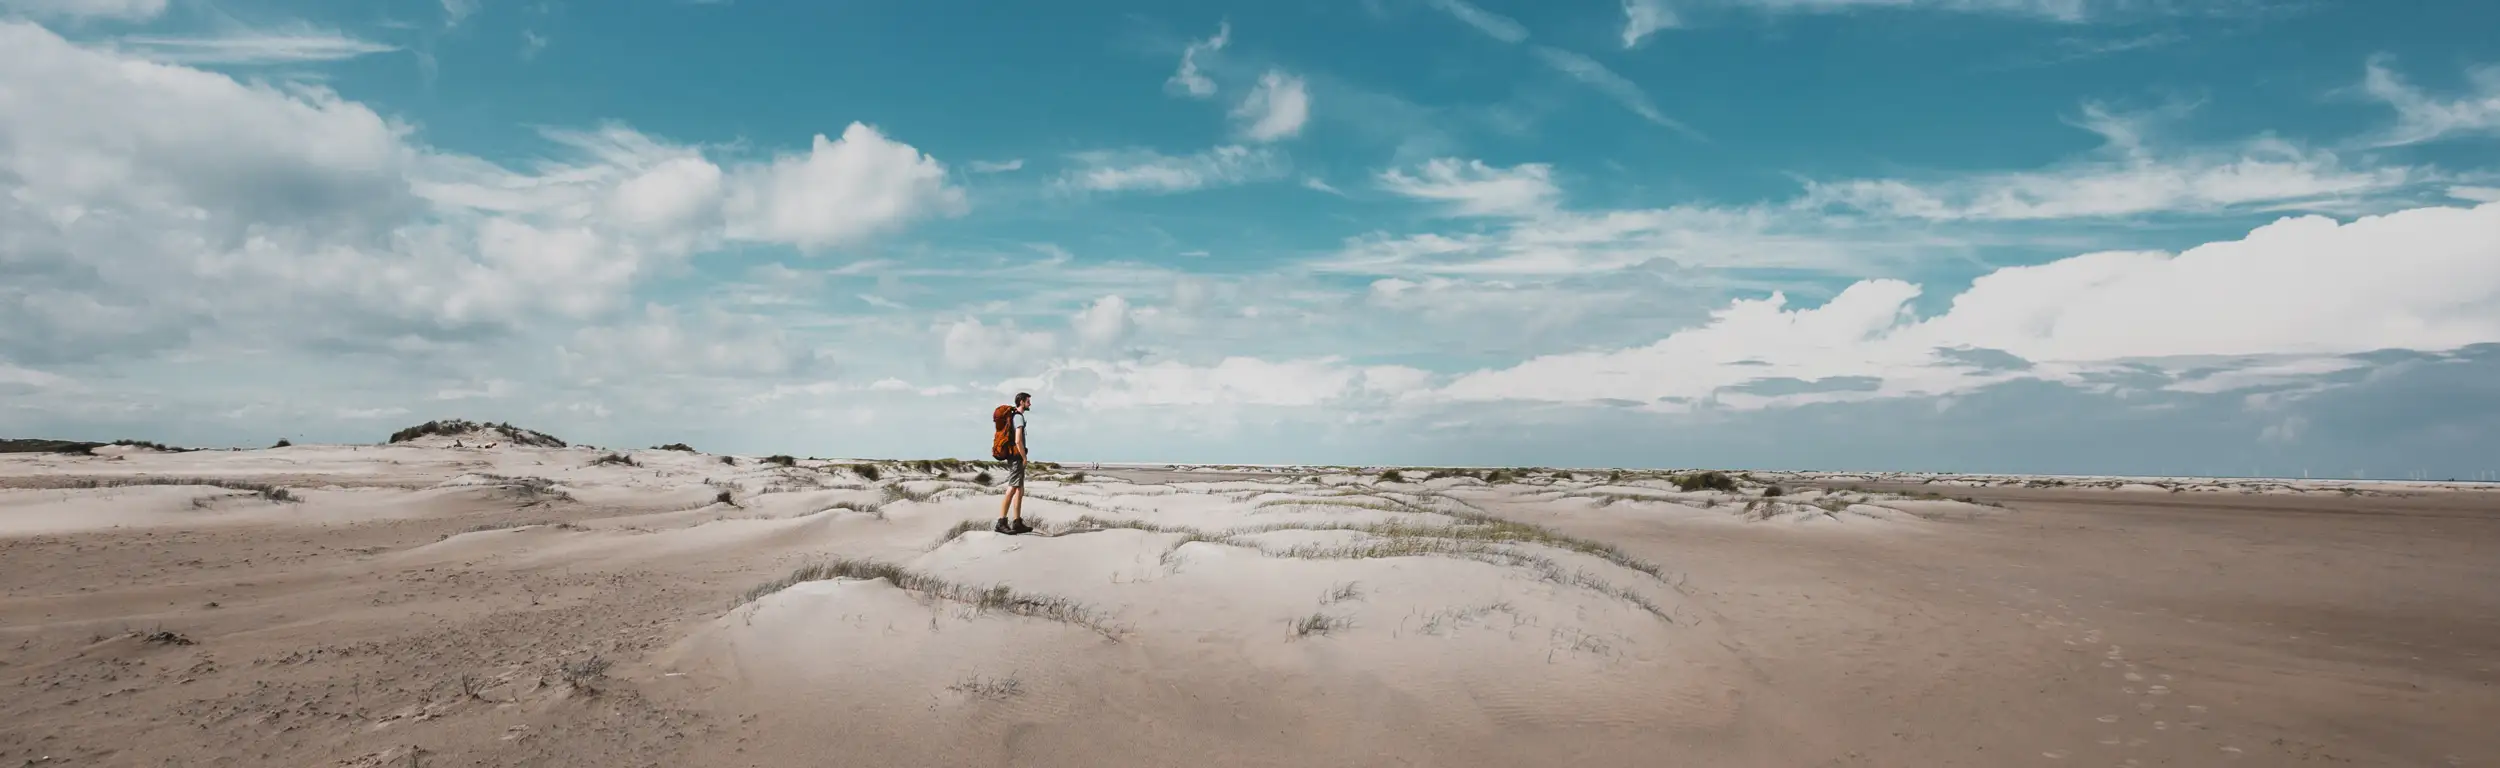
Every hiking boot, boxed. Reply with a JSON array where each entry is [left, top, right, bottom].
[[993, 518, 1016, 535], [1010, 518, 1035, 535]]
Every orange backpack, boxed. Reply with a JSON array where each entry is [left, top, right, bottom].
[[990, 405, 1019, 460]]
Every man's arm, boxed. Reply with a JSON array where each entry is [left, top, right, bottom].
[[1016, 419, 1029, 459]]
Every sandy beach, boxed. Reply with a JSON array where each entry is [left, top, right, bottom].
[[2, 432, 2495, 767]]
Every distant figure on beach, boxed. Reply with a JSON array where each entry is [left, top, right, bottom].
[[989, 392, 1034, 535]]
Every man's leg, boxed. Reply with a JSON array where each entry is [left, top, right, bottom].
[[1007, 458, 1031, 532], [995, 481, 1016, 534]]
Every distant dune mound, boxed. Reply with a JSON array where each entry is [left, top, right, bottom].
[[386, 419, 568, 449], [0, 438, 189, 455]]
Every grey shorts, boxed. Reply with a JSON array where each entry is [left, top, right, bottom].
[[1004, 457, 1027, 488]]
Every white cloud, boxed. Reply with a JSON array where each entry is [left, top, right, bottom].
[[969, 158, 1025, 173], [1231, 70, 1310, 143], [2360, 57, 2500, 147], [521, 30, 548, 61], [0, 0, 164, 21], [940, 317, 1058, 372], [1804, 104, 2420, 220], [112, 26, 400, 65], [0, 21, 959, 365], [1377, 158, 1559, 217], [1321, 203, 1853, 276], [442, 0, 477, 28], [433, 378, 517, 400], [1530, 47, 1699, 137], [1071, 295, 1137, 349], [1165, 21, 1229, 98], [1434, 201, 2500, 408], [1731, 0, 2091, 21], [1622, 0, 1679, 48], [721, 122, 968, 250], [1022, 357, 1423, 409], [1058, 145, 1285, 194], [1424, 0, 1528, 44], [563, 304, 830, 378]]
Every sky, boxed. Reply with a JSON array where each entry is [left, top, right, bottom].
[[3, 0, 2499, 478]]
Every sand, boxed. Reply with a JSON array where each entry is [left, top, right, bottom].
[[2, 443, 2495, 766]]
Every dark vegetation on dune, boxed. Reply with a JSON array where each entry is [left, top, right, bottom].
[[0, 438, 194, 454], [387, 419, 567, 448]]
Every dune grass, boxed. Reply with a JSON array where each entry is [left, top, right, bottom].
[[36, 476, 302, 503], [735, 557, 1122, 639]]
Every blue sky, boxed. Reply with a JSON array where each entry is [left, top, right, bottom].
[[4, 0, 2500, 478]]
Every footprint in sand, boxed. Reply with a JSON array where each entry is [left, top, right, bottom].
[[2096, 715, 2120, 723]]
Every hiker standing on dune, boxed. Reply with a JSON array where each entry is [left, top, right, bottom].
[[991, 392, 1034, 535]]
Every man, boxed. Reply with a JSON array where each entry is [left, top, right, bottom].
[[993, 392, 1034, 535]]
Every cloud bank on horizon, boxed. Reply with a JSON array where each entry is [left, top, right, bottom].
[[3, 0, 2499, 477]]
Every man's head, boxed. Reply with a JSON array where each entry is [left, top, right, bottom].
[[1014, 392, 1032, 411]]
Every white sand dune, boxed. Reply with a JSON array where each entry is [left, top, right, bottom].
[[3, 440, 2494, 766]]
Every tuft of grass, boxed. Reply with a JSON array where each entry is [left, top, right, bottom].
[[653, 442, 696, 452], [826, 500, 885, 519], [1290, 612, 1350, 639], [591, 452, 637, 467], [934, 517, 991, 546], [974, 471, 994, 486], [471, 475, 572, 504], [882, 483, 937, 505], [1066, 471, 1086, 484], [720, 455, 738, 466], [1377, 469, 1405, 484], [715, 489, 736, 506], [948, 675, 1024, 700], [851, 463, 882, 481], [1762, 485, 1785, 498], [441, 520, 581, 539], [270, 438, 292, 449], [736, 558, 1122, 639], [1673, 471, 1739, 493], [40, 476, 304, 503], [763, 455, 797, 468], [560, 655, 610, 692], [1322, 581, 1363, 604]]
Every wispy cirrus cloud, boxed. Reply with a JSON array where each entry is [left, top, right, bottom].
[[1530, 46, 1702, 138], [0, 0, 165, 21], [1165, 20, 1230, 98], [1424, 0, 1528, 43], [1414, 0, 1698, 137], [112, 25, 400, 65], [1802, 104, 2427, 220], [1056, 145, 1287, 194], [1621, 0, 1679, 47], [2358, 56, 2500, 147]]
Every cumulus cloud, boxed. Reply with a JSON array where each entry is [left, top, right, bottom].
[[1058, 145, 1286, 194], [722, 123, 968, 250], [1377, 158, 1560, 217], [1165, 21, 1229, 98], [969, 158, 1025, 173], [0, 20, 960, 365], [1071, 295, 1137, 349], [1434, 201, 2500, 408], [2359, 57, 2500, 147], [940, 317, 1058, 372], [1231, 70, 1310, 143]]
